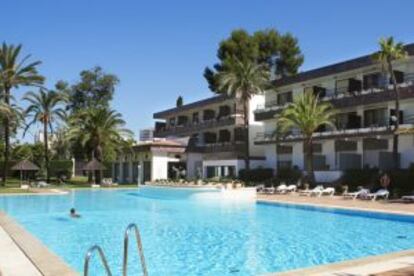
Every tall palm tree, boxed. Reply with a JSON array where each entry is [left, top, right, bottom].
[[0, 43, 44, 184], [276, 93, 335, 184], [218, 59, 269, 173], [372, 37, 407, 169], [66, 107, 132, 183], [23, 89, 66, 182]]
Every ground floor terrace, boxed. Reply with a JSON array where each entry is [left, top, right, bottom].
[[259, 133, 414, 175]]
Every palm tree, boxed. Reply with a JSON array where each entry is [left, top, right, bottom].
[[218, 59, 269, 173], [372, 37, 407, 169], [23, 89, 66, 182], [66, 107, 132, 183], [0, 43, 44, 184], [276, 93, 335, 184]]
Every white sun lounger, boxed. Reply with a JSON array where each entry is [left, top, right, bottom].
[[275, 184, 288, 194], [402, 195, 414, 201], [319, 187, 335, 197], [286, 185, 297, 193], [343, 188, 369, 200], [366, 189, 389, 201], [264, 186, 275, 194], [299, 186, 323, 196]]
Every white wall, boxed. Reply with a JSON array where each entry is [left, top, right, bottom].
[[186, 153, 203, 178], [248, 95, 265, 157], [399, 135, 414, 168], [263, 144, 277, 170]]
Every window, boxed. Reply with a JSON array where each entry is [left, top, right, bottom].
[[363, 72, 384, 90], [218, 129, 231, 143], [336, 78, 362, 94], [336, 112, 361, 129], [169, 117, 176, 127], [364, 108, 387, 127], [304, 86, 326, 98], [192, 112, 199, 123], [277, 161, 292, 169], [277, 91, 293, 105]]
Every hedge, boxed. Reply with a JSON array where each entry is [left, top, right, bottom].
[[49, 160, 73, 179], [341, 168, 414, 198], [239, 168, 274, 183]]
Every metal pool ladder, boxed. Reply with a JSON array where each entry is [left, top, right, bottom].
[[123, 223, 148, 276], [84, 245, 112, 276], [83, 223, 148, 276]]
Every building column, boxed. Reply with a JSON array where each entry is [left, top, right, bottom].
[[292, 142, 304, 170], [322, 140, 335, 170]]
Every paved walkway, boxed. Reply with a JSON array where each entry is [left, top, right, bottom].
[[258, 193, 414, 215], [0, 226, 41, 276]]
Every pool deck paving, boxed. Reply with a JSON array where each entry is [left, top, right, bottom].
[[0, 211, 77, 276], [258, 193, 414, 215]]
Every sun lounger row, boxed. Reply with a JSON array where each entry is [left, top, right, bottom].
[[259, 184, 297, 194], [343, 188, 389, 201], [299, 186, 335, 197]]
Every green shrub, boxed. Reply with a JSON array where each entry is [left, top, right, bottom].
[[0, 161, 19, 177], [49, 160, 73, 179], [341, 168, 414, 198], [277, 167, 302, 183], [238, 168, 274, 184], [341, 169, 379, 191]]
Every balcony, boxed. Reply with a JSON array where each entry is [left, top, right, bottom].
[[254, 123, 414, 144], [188, 141, 245, 154], [254, 73, 414, 121], [154, 115, 244, 137]]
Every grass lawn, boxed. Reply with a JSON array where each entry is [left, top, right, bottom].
[[0, 176, 138, 194]]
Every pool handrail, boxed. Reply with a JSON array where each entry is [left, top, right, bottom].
[[123, 223, 148, 276], [84, 245, 113, 276]]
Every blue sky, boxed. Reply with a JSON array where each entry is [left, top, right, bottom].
[[2, 0, 414, 140]]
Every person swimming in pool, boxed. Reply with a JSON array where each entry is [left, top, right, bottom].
[[70, 208, 81, 218]]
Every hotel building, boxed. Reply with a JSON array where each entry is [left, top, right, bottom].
[[255, 43, 414, 180], [152, 94, 266, 179]]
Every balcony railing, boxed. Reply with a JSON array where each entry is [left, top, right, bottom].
[[254, 123, 414, 144], [255, 73, 414, 114], [188, 141, 245, 153], [155, 115, 243, 137]]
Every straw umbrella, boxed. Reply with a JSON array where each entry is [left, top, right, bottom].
[[82, 159, 106, 184], [11, 160, 40, 186]]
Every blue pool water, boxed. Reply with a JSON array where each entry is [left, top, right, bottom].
[[1, 187, 414, 275]]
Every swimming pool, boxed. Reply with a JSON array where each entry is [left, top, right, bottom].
[[0, 187, 414, 275]]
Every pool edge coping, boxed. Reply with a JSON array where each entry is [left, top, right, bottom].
[[257, 198, 414, 217], [0, 211, 78, 276]]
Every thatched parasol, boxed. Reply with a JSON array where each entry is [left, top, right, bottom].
[[82, 159, 106, 171], [11, 160, 40, 186], [83, 159, 106, 184]]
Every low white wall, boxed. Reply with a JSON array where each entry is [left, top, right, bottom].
[[314, 170, 342, 183]]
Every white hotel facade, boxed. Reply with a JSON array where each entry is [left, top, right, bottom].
[[114, 43, 414, 183], [255, 43, 414, 178]]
